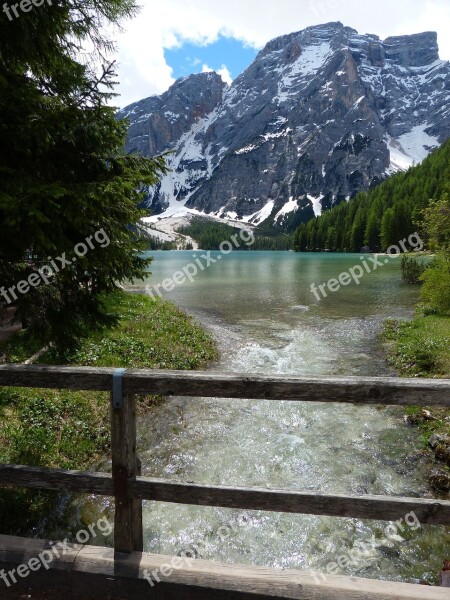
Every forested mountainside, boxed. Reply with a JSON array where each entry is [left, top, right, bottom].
[[293, 139, 450, 252]]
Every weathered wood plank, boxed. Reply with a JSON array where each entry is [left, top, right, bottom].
[[123, 370, 450, 406], [0, 363, 115, 391], [0, 364, 449, 406], [129, 478, 450, 525], [111, 392, 143, 553], [0, 463, 114, 494], [0, 535, 447, 599], [0, 465, 448, 524]]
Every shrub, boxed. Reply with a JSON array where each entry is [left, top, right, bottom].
[[400, 256, 428, 284], [420, 255, 450, 315]]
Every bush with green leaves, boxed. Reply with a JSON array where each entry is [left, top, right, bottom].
[[420, 255, 450, 316], [418, 197, 450, 315], [400, 256, 428, 284]]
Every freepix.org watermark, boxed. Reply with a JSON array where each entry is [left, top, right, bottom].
[[143, 511, 252, 588], [0, 228, 110, 305], [311, 510, 421, 584], [310, 233, 424, 302], [145, 228, 255, 299], [2, 0, 52, 21], [0, 517, 112, 588]]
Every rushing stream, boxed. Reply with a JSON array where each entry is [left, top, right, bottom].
[[61, 252, 448, 583]]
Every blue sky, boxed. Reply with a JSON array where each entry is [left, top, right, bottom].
[[164, 37, 258, 84], [116, 0, 450, 107]]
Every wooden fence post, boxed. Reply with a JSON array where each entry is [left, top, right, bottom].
[[111, 369, 143, 554]]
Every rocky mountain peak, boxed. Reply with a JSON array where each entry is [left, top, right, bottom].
[[260, 22, 356, 60], [383, 31, 439, 67], [118, 71, 225, 157], [119, 23, 450, 231]]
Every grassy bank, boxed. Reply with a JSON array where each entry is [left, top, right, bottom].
[[382, 312, 450, 494], [0, 292, 217, 533], [383, 314, 450, 379]]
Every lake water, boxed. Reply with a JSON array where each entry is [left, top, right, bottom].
[[136, 251, 417, 377], [62, 251, 446, 584]]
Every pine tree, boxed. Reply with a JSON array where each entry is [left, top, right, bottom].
[[350, 204, 368, 251], [380, 208, 396, 250], [0, 1, 167, 353], [364, 199, 382, 251]]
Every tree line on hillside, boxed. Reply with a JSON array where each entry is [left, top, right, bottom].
[[177, 219, 243, 250], [177, 219, 292, 250], [292, 140, 450, 253], [146, 238, 177, 250], [251, 235, 293, 250]]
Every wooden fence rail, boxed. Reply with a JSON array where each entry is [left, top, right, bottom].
[[0, 364, 449, 598], [0, 364, 449, 405], [0, 464, 449, 525]]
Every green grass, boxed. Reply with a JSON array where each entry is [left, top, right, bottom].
[[382, 313, 449, 474], [383, 314, 450, 378], [0, 292, 217, 534], [0, 328, 44, 363], [57, 292, 217, 370]]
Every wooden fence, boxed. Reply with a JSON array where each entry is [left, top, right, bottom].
[[0, 364, 449, 599]]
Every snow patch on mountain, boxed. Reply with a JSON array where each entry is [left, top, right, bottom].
[[235, 143, 259, 155], [307, 195, 324, 217], [386, 125, 439, 173], [275, 198, 298, 220], [397, 125, 439, 163], [386, 136, 415, 173], [276, 42, 333, 104], [241, 201, 275, 226]]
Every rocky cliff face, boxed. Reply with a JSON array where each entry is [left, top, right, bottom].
[[118, 22, 450, 230]]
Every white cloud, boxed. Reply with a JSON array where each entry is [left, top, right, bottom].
[[201, 63, 233, 85], [113, 0, 450, 107], [217, 65, 233, 85]]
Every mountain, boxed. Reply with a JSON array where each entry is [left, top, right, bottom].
[[118, 22, 450, 231]]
